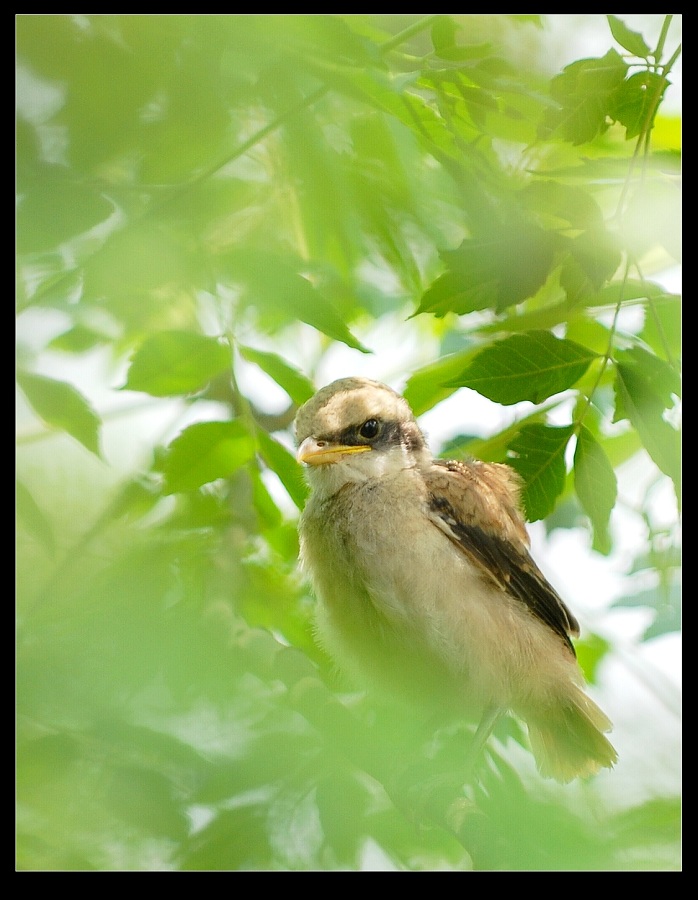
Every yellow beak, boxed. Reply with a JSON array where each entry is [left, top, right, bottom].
[[297, 437, 372, 466]]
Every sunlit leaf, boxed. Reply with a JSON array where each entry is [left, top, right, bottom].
[[506, 424, 574, 521], [226, 250, 369, 353], [161, 419, 256, 493], [239, 345, 315, 407], [255, 427, 309, 510], [574, 425, 617, 554], [614, 363, 681, 493], [16, 370, 102, 457], [404, 349, 478, 415], [124, 331, 232, 397], [607, 15, 651, 59], [446, 331, 599, 405], [574, 632, 612, 683]]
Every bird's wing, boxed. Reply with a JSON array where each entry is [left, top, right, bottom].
[[424, 459, 580, 650]]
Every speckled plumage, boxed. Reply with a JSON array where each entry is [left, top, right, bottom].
[[295, 377, 617, 782]]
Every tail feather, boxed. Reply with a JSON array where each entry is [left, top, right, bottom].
[[524, 691, 618, 783]]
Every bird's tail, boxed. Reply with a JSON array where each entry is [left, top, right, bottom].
[[523, 690, 618, 783]]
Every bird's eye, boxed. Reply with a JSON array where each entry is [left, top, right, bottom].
[[359, 418, 379, 439]]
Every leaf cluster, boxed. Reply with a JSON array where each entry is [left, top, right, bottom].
[[16, 15, 680, 870]]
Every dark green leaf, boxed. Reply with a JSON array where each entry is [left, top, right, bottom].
[[540, 49, 628, 144], [124, 331, 232, 397], [161, 420, 256, 494], [607, 15, 651, 59], [426, 223, 559, 314], [17, 370, 102, 457], [506, 424, 574, 521], [608, 71, 666, 139], [574, 426, 617, 554], [446, 331, 599, 405], [239, 346, 315, 407]]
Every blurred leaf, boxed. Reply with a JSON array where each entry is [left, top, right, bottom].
[[562, 228, 621, 298], [520, 181, 604, 229], [160, 419, 256, 493], [430, 15, 459, 53], [607, 15, 651, 59], [574, 426, 617, 554], [611, 583, 681, 639], [226, 250, 369, 352], [48, 325, 112, 354], [417, 223, 559, 317], [255, 427, 309, 510], [15, 164, 115, 254], [239, 345, 315, 407], [574, 632, 612, 683], [506, 424, 574, 521], [446, 331, 599, 405], [123, 331, 232, 397], [16, 371, 102, 457], [404, 350, 479, 416], [16, 480, 56, 556]]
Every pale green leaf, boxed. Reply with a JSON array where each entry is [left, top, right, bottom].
[[161, 420, 256, 494]]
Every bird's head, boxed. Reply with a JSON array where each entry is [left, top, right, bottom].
[[294, 377, 429, 496]]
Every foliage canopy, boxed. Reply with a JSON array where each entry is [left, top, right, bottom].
[[16, 15, 681, 870]]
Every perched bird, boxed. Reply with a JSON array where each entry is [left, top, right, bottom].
[[294, 376, 617, 783]]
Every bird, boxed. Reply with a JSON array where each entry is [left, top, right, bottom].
[[294, 376, 618, 783]]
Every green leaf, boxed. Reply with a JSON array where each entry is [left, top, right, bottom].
[[124, 331, 232, 397], [614, 347, 681, 407], [506, 424, 574, 521], [161, 420, 256, 494], [255, 427, 309, 511], [238, 346, 315, 407], [574, 632, 612, 683], [613, 356, 681, 493], [17, 370, 102, 457], [430, 15, 458, 52], [424, 223, 559, 315], [540, 49, 628, 144], [48, 325, 112, 354], [226, 250, 369, 353], [561, 228, 622, 302], [404, 350, 478, 416], [611, 583, 681, 640], [446, 331, 599, 405], [608, 71, 666, 139], [520, 181, 604, 229], [16, 480, 56, 555], [573, 426, 617, 554], [607, 15, 651, 59]]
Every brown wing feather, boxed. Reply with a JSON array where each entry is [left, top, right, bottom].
[[425, 459, 580, 651]]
